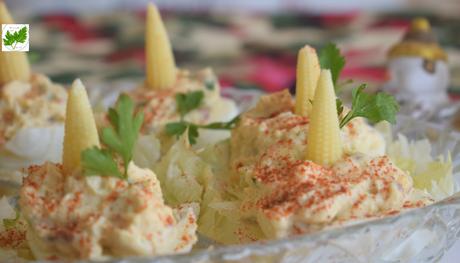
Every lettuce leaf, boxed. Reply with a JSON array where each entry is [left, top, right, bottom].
[[377, 123, 454, 200]]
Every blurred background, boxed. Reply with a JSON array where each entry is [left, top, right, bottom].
[[2, 1, 460, 261], [3, 0, 460, 96]]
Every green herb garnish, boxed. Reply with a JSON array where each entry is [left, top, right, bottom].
[[3, 210, 20, 230], [205, 79, 216, 91], [339, 84, 399, 128], [165, 90, 240, 144], [166, 115, 240, 145], [336, 98, 344, 116], [318, 43, 399, 128], [176, 91, 204, 119], [319, 43, 346, 89], [81, 94, 144, 179]]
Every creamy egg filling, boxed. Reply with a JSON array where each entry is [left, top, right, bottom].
[[227, 91, 432, 240], [230, 91, 385, 171], [0, 74, 67, 170], [19, 162, 198, 260], [0, 74, 66, 143], [130, 68, 237, 133]]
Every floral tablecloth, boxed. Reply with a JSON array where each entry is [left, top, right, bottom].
[[25, 10, 460, 96]]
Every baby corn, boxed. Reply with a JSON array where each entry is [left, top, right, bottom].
[[295, 45, 320, 117], [145, 2, 176, 90], [306, 69, 343, 165], [63, 79, 100, 174]]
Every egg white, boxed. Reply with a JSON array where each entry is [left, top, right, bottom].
[[0, 125, 64, 171]]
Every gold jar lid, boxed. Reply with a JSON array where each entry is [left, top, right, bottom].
[[388, 18, 447, 61]]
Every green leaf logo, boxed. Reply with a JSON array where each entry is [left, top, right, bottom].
[[2, 25, 28, 51]]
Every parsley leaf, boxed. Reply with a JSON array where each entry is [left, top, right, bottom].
[[102, 94, 144, 175], [205, 79, 216, 91], [81, 94, 144, 179], [81, 147, 123, 178], [2, 26, 27, 49], [339, 84, 399, 128], [200, 115, 240, 130], [319, 43, 346, 90], [187, 125, 199, 145], [316, 43, 399, 128], [3, 210, 20, 230], [165, 115, 240, 145], [336, 98, 344, 117], [166, 90, 240, 144], [176, 91, 204, 119], [165, 122, 188, 137]]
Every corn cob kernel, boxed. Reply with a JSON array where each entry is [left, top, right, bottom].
[[0, 2, 30, 86], [145, 2, 176, 90], [295, 45, 320, 117], [306, 69, 343, 165], [63, 79, 100, 174]]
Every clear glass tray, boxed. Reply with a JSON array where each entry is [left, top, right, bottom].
[[12, 86, 460, 262], [73, 116, 456, 263]]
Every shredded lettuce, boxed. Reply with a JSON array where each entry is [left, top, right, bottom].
[[133, 134, 162, 170], [0, 197, 16, 232], [134, 133, 264, 244], [134, 134, 206, 206], [133, 121, 456, 245], [198, 140, 266, 244], [377, 123, 454, 200], [0, 248, 26, 262], [0, 197, 33, 261], [154, 137, 209, 205]]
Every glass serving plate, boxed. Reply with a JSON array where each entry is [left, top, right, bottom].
[[9, 87, 460, 263], [58, 116, 454, 263]]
